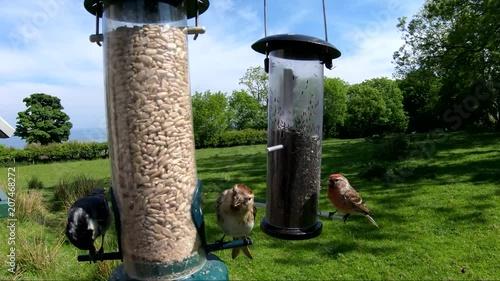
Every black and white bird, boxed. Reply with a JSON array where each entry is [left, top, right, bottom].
[[65, 188, 112, 263]]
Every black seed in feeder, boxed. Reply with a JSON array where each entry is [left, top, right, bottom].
[[252, 33, 341, 240]]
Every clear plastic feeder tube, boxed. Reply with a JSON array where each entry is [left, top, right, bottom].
[[265, 49, 324, 235], [103, 0, 204, 279]]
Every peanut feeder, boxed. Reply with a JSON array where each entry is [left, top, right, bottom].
[[82, 0, 229, 280]]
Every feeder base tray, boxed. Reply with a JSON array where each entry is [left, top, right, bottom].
[[109, 253, 228, 281], [260, 218, 322, 240]]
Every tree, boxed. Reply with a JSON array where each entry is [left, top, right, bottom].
[[191, 90, 229, 147], [227, 90, 267, 130], [341, 85, 387, 138], [393, 0, 500, 129], [239, 66, 269, 107], [361, 78, 408, 133], [323, 77, 348, 138], [397, 69, 441, 132], [14, 93, 72, 145]]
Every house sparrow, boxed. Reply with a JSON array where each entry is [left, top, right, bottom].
[[216, 184, 257, 259], [65, 188, 112, 263], [327, 174, 379, 228]]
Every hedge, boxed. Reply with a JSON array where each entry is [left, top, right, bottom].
[[0, 129, 268, 165], [0, 141, 108, 165]]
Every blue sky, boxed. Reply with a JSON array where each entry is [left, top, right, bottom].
[[0, 0, 424, 131]]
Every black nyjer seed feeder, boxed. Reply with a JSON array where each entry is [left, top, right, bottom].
[[252, 14, 341, 240], [82, 1, 236, 280]]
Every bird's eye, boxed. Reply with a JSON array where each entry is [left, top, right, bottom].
[[334, 179, 340, 182]]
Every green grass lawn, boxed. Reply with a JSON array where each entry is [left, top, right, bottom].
[[1, 131, 499, 280]]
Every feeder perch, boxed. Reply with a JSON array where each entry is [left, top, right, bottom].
[[252, 34, 341, 240], [82, 1, 231, 280]]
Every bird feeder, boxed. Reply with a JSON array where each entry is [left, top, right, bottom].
[[252, 34, 341, 239], [82, 0, 232, 280]]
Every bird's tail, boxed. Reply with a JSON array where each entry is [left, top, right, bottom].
[[232, 245, 252, 259], [365, 214, 379, 228], [231, 237, 253, 259]]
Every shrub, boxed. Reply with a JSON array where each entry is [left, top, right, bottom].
[[0, 145, 16, 164], [375, 134, 414, 161], [0, 141, 109, 166], [27, 176, 44, 190], [216, 129, 267, 148], [359, 162, 390, 180]]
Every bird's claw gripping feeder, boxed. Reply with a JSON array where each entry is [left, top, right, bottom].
[[82, 0, 238, 280], [252, 1, 341, 240]]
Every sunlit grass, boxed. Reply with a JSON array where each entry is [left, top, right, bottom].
[[0, 131, 499, 280]]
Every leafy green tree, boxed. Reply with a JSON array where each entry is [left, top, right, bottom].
[[14, 93, 72, 145], [394, 0, 500, 129], [341, 85, 387, 138], [397, 69, 441, 132], [227, 90, 267, 130], [323, 77, 348, 138], [239, 66, 269, 107], [191, 90, 229, 147], [361, 77, 408, 133]]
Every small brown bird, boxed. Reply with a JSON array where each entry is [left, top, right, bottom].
[[216, 184, 257, 259], [327, 174, 379, 228]]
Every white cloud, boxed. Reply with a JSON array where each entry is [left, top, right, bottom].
[[0, 0, 425, 130], [330, 34, 403, 84], [326, 0, 425, 83]]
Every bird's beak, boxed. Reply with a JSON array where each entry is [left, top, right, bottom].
[[233, 198, 242, 207]]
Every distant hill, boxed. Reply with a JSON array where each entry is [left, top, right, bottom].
[[0, 128, 108, 149]]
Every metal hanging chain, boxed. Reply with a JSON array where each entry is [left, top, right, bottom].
[[263, 0, 328, 42], [194, 0, 200, 40], [264, 0, 267, 37], [263, 0, 269, 72], [322, 0, 328, 42]]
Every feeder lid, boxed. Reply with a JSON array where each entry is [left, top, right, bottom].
[[84, 0, 209, 19], [252, 34, 341, 69]]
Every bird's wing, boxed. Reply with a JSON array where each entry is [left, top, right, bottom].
[[215, 191, 226, 223], [94, 194, 111, 223], [252, 204, 257, 221], [342, 188, 372, 215], [85, 194, 112, 238]]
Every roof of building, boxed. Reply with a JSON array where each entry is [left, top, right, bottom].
[[0, 116, 15, 139]]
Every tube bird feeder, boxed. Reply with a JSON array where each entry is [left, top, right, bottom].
[[83, 1, 230, 280], [252, 34, 341, 240]]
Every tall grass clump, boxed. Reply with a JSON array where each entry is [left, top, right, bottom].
[[52, 175, 108, 211], [90, 260, 121, 281], [27, 175, 45, 190], [16, 230, 64, 279], [16, 190, 47, 223]]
